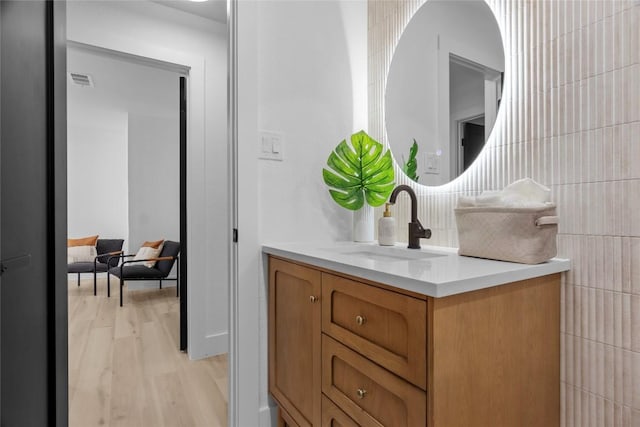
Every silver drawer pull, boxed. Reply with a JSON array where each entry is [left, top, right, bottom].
[[355, 315, 366, 326], [309, 295, 318, 303], [356, 388, 367, 399]]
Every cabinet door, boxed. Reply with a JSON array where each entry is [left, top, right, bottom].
[[269, 257, 322, 427]]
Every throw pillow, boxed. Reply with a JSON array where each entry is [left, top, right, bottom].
[[132, 240, 165, 268], [67, 235, 99, 263]]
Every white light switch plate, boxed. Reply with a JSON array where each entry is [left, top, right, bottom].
[[259, 131, 284, 161], [425, 152, 439, 174]]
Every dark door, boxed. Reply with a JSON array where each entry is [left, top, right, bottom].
[[179, 76, 188, 351], [0, 1, 68, 425], [462, 122, 485, 171]]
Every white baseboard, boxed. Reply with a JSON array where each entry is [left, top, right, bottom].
[[188, 331, 228, 360], [260, 405, 277, 427]]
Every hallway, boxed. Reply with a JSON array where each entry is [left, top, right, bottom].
[[68, 278, 228, 426]]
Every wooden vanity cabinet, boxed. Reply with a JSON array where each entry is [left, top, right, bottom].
[[268, 255, 560, 427], [269, 258, 322, 427]]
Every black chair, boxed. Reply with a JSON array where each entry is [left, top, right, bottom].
[[108, 240, 180, 307], [68, 238, 125, 296]]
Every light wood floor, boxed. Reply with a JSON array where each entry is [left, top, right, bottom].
[[68, 276, 228, 427]]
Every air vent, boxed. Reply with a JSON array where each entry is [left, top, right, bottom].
[[69, 72, 94, 87]]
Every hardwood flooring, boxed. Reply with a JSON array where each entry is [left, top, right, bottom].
[[68, 276, 228, 427]]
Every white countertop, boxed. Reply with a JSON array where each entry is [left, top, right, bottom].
[[262, 241, 571, 298]]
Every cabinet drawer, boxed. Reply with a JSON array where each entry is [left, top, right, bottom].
[[322, 335, 426, 427], [321, 395, 359, 427], [321, 273, 427, 389], [279, 406, 301, 427]]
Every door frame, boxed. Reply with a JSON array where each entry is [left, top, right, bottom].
[[65, 39, 213, 358], [455, 113, 485, 176], [1, 0, 68, 423], [67, 41, 191, 350], [179, 75, 188, 351]]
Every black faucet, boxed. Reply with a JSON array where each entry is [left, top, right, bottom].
[[389, 185, 431, 249]]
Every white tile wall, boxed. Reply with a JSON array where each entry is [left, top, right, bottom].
[[368, 1, 640, 425]]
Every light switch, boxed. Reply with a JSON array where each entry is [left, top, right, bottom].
[[261, 136, 271, 153], [425, 152, 439, 174], [259, 131, 284, 161], [272, 140, 281, 154]]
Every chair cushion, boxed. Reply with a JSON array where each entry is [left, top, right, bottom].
[[68, 235, 99, 263], [108, 265, 166, 279], [156, 241, 180, 276], [130, 240, 164, 268], [96, 239, 125, 266], [68, 262, 109, 274], [67, 245, 97, 264], [68, 235, 98, 247]]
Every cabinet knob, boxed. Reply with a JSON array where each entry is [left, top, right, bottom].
[[355, 315, 366, 326], [356, 388, 367, 399], [309, 295, 318, 303]]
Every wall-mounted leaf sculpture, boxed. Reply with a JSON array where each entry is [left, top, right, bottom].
[[322, 131, 395, 211], [402, 139, 419, 182]]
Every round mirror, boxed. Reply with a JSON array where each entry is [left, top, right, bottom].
[[385, 0, 505, 186]]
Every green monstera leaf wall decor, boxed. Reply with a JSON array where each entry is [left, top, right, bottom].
[[402, 139, 419, 182], [322, 131, 395, 211]]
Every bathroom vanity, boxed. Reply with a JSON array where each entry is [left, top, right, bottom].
[[263, 242, 570, 427]]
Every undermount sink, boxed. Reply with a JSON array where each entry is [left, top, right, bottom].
[[330, 245, 447, 262]]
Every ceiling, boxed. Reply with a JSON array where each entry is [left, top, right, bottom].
[[151, 0, 226, 23]]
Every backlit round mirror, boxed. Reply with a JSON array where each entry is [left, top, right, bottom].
[[385, 0, 505, 186]]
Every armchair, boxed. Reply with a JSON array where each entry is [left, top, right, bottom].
[[67, 238, 124, 296], [107, 240, 181, 306]]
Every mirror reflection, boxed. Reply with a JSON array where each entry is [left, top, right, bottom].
[[385, 0, 504, 186]]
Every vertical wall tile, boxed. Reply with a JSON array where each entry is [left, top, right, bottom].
[[604, 290, 614, 346], [369, 2, 638, 423], [631, 238, 640, 295], [632, 351, 640, 410], [631, 295, 640, 352], [605, 344, 615, 401], [622, 293, 631, 350]]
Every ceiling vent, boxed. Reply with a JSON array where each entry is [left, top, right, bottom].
[[69, 72, 94, 87]]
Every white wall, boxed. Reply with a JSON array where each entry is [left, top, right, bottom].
[[236, 1, 368, 425], [68, 46, 183, 259], [385, 0, 503, 185], [67, 112, 129, 243], [67, 0, 228, 359], [128, 113, 180, 287], [128, 114, 180, 249], [449, 64, 485, 122]]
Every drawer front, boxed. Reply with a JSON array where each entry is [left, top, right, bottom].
[[321, 395, 359, 427], [322, 335, 426, 427], [279, 406, 301, 427], [322, 273, 427, 389]]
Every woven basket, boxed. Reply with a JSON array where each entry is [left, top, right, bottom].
[[454, 205, 558, 264]]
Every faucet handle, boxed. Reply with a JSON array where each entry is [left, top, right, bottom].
[[415, 219, 432, 239]]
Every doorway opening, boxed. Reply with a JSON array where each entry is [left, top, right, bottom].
[[66, 41, 187, 338], [456, 114, 485, 173], [449, 54, 502, 176], [65, 23, 228, 425]]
